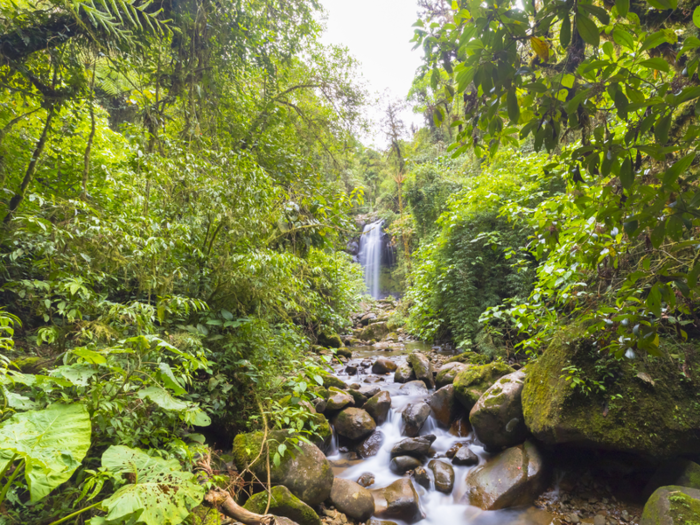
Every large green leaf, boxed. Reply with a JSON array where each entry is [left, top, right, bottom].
[[100, 446, 204, 525], [0, 403, 91, 501], [137, 386, 190, 411]]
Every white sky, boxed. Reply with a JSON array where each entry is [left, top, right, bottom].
[[319, 0, 425, 148]]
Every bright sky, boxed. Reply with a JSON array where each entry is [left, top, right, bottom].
[[319, 0, 425, 147]]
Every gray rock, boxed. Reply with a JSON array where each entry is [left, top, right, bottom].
[[394, 363, 416, 384], [347, 388, 368, 408], [452, 446, 479, 466], [325, 387, 354, 412], [360, 386, 381, 398], [469, 370, 527, 451], [408, 352, 435, 389], [372, 478, 423, 523], [435, 362, 469, 389], [428, 385, 460, 428], [330, 477, 375, 522], [357, 472, 375, 488], [357, 430, 384, 458], [399, 380, 428, 396], [390, 455, 422, 474], [465, 441, 546, 510], [428, 459, 455, 494], [364, 391, 391, 425], [641, 486, 700, 525], [334, 408, 376, 441], [372, 357, 398, 374], [402, 401, 431, 437], [390, 435, 436, 458]]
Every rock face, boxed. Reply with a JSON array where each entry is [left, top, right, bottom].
[[465, 441, 546, 510], [643, 460, 700, 498], [428, 385, 459, 428], [453, 361, 515, 411], [364, 391, 391, 425], [329, 478, 375, 522], [243, 485, 320, 525], [334, 408, 377, 441], [233, 430, 333, 506], [402, 402, 430, 437], [394, 363, 416, 384], [428, 460, 455, 494], [372, 358, 397, 374], [408, 352, 434, 389], [390, 456, 422, 474], [372, 478, 423, 523], [357, 431, 384, 458], [390, 435, 436, 458], [521, 326, 700, 458], [360, 322, 390, 341], [469, 370, 527, 451], [435, 362, 469, 389], [641, 486, 700, 525], [325, 387, 355, 412]]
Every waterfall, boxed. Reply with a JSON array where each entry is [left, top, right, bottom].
[[358, 219, 384, 299]]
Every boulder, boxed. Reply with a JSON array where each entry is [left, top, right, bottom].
[[319, 372, 347, 390], [318, 331, 343, 349], [643, 460, 700, 498], [469, 370, 528, 452], [372, 358, 398, 374], [364, 391, 391, 425], [372, 478, 422, 523], [407, 352, 434, 389], [336, 347, 352, 359], [641, 486, 700, 525], [445, 351, 488, 365], [233, 430, 333, 506], [453, 362, 515, 411], [428, 459, 455, 494], [390, 455, 422, 474], [522, 326, 700, 458], [347, 389, 368, 408], [334, 408, 376, 441], [465, 441, 546, 510], [435, 362, 470, 389], [357, 431, 384, 458], [329, 477, 375, 522], [308, 413, 332, 452], [311, 397, 327, 414], [399, 380, 428, 396], [428, 385, 460, 428], [412, 466, 430, 489], [390, 435, 436, 458], [360, 313, 377, 326], [346, 338, 363, 346], [360, 322, 390, 341], [452, 446, 479, 466], [345, 365, 358, 376], [357, 472, 375, 487], [243, 485, 320, 525], [402, 402, 431, 437], [394, 363, 416, 384], [325, 387, 355, 412]]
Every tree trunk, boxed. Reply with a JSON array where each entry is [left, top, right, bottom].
[[203, 488, 275, 525]]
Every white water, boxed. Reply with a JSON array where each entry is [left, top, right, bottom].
[[327, 347, 556, 525], [358, 220, 384, 299]]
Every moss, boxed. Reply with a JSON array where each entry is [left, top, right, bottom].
[[475, 330, 508, 360], [336, 347, 352, 359], [445, 351, 488, 365], [318, 331, 343, 349], [522, 324, 700, 458], [453, 362, 514, 410], [359, 322, 389, 341], [244, 485, 321, 525], [642, 486, 700, 524], [319, 371, 347, 390], [669, 491, 700, 523], [190, 506, 222, 525]]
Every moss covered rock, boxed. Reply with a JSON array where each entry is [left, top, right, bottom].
[[319, 371, 347, 390], [325, 387, 354, 412], [336, 347, 352, 359], [309, 413, 332, 452], [233, 430, 333, 506], [407, 352, 434, 389], [435, 362, 470, 389], [521, 326, 700, 458], [394, 363, 415, 384], [244, 486, 320, 525], [334, 407, 376, 440], [453, 362, 515, 411], [641, 486, 700, 525], [318, 331, 343, 349], [360, 322, 390, 341], [445, 351, 488, 365]]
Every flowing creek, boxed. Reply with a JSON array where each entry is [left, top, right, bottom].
[[326, 343, 558, 525]]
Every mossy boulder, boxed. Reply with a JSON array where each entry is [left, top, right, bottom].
[[318, 331, 343, 349], [445, 351, 488, 365], [435, 362, 470, 389], [325, 387, 354, 412], [233, 430, 333, 506], [191, 506, 222, 525], [243, 485, 320, 525], [336, 347, 353, 359], [641, 486, 700, 525], [319, 371, 347, 390], [644, 460, 700, 498], [407, 352, 434, 389], [309, 413, 332, 452], [11, 356, 53, 374], [453, 362, 515, 411], [428, 385, 460, 428], [360, 322, 390, 341], [394, 363, 415, 384], [364, 391, 391, 425], [521, 326, 700, 458], [329, 478, 375, 522], [334, 407, 376, 441]]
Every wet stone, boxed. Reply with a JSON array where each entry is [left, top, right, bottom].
[[357, 430, 384, 458], [357, 472, 376, 488], [428, 459, 455, 494], [402, 401, 431, 437], [390, 434, 436, 458], [452, 445, 479, 466], [390, 455, 423, 474], [413, 466, 431, 489]]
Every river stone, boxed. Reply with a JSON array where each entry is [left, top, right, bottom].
[[311, 397, 327, 414], [364, 390, 391, 425], [309, 413, 332, 453], [465, 440, 546, 510], [390, 435, 436, 458], [435, 362, 470, 389], [361, 313, 377, 325], [453, 361, 515, 411], [345, 364, 358, 375], [428, 385, 460, 428], [399, 380, 428, 396], [413, 466, 430, 489], [320, 372, 348, 390], [334, 407, 376, 441], [233, 430, 333, 506], [347, 388, 368, 407], [428, 459, 455, 494], [390, 455, 422, 474], [357, 430, 384, 458], [372, 357, 398, 374], [360, 386, 381, 398], [394, 363, 416, 384], [372, 478, 423, 523], [402, 401, 431, 437], [641, 486, 700, 524], [408, 352, 435, 389], [452, 446, 479, 466], [325, 387, 354, 412], [368, 520, 398, 525], [357, 472, 375, 487], [445, 351, 488, 365], [469, 370, 527, 452], [330, 477, 375, 522], [318, 331, 343, 349], [643, 460, 700, 498], [522, 325, 700, 458], [360, 321, 390, 341], [275, 518, 300, 525], [243, 485, 320, 525]]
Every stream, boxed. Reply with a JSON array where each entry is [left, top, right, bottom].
[[326, 343, 558, 525]]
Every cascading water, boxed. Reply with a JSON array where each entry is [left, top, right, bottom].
[[358, 219, 384, 299]]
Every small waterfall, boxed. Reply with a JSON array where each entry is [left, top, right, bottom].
[[358, 219, 384, 299]]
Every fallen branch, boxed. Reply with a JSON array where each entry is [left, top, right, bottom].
[[204, 487, 275, 525]]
